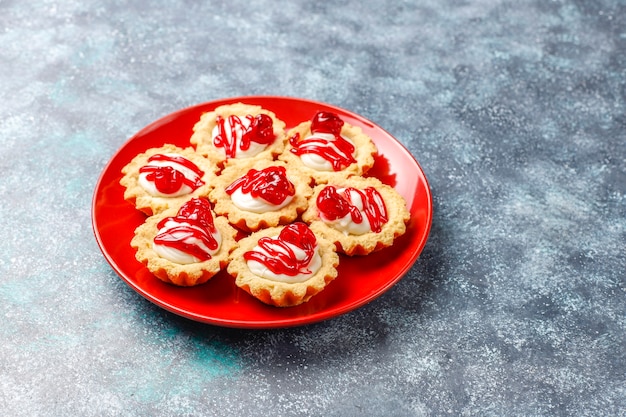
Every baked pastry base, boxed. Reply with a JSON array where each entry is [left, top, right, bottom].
[[279, 120, 377, 184], [190, 102, 287, 168], [210, 159, 312, 232], [131, 207, 238, 286], [120, 144, 217, 215], [301, 175, 410, 256], [227, 226, 340, 307]]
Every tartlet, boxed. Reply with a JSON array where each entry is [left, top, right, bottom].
[[209, 159, 312, 232], [131, 197, 238, 286], [120, 144, 217, 215], [279, 111, 377, 184], [227, 222, 340, 307], [190, 102, 287, 168], [301, 175, 410, 256]]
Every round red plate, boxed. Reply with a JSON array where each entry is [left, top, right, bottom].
[[92, 96, 433, 328]]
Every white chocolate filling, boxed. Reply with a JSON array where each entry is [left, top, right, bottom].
[[153, 219, 222, 265], [138, 153, 201, 197], [298, 133, 355, 171], [212, 116, 268, 158], [247, 239, 322, 283], [229, 185, 294, 213], [320, 188, 373, 235]]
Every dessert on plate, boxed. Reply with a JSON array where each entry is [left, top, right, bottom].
[[190, 102, 287, 168], [131, 197, 238, 286], [279, 111, 377, 184], [301, 175, 410, 256], [120, 144, 217, 215], [209, 159, 312, 232], [117, 101, 415, 309], [227, 222, 340, 307]]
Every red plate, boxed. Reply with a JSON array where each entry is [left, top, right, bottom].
[[92, 96, 432, 328]]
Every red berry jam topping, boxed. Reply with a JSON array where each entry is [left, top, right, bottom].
[[317, 185, 388, 233], [225, 166, 295, 206], [244, 222, 317, 276], [139, 154, 205, 195], [154, 198, 219, 262], [289, 111, 356, 171], [311, 111, 344, 135], [214, 114, 275, 158]]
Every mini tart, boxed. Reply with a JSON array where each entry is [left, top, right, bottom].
[[131, 199, 238, 286], [301, 175, 410, 256], [120, 144, 217, 215], [210, 159, 312, 232], [190, 102, 287, 168], [227, 224, 340, 307], [279, 117, 377, 184]]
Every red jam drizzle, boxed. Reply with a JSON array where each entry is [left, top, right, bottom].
[[214, 114, 275, 158], [154, 198, 218, 262], [289, 111, 356, 171], [139, 154, 205, 195], [225, 166, 295, 206], [244, 222, 317, 276], [317, 185, 388, 233]]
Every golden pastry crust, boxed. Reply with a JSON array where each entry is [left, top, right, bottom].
[[131, 203, 238, 286], [190, 102, 287, 167], [120, 144, 217, 215], [210, 159, 313, 232], [227, 225, 340, 307], [279, 120, 377, 184], [301, 176, 410, 256]]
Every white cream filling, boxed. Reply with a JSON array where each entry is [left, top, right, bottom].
[[247, 240, 322, 283], [298, 133, 355, 172], [139, 176, 193, 198], [230, 188, 294, 213], [153, 219, 222, 265], [138, 153, 201, 197], [320, 188, 372, 235], [211, 116, 268, 158]]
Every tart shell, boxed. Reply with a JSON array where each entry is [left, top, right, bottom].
[[119, 144, 217, 216], [210, 159, 312, 232], [227, 226, 340, 307], [131, 205, 238, 286], [190, 102, 287, 167], [279, 120, 377, 185], [301, 176, 410, 256]]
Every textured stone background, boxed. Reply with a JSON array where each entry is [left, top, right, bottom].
[[1, 0, 625, 416]]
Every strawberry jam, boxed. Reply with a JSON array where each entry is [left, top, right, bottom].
[[139, 154, 205, 195], [214, 114, 275, 158], [154, 198, 219, 262], [311, 111, 344, 135], [244, 222, 317, 276], [289, 111, 356, 171], [317, 185, 388, 233], [225, 166, 295, 206]]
